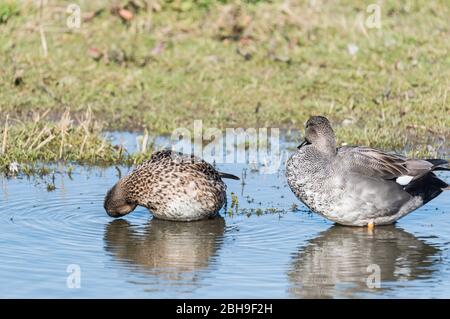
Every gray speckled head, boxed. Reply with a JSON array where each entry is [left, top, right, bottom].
[[304, 116, 336, 155]]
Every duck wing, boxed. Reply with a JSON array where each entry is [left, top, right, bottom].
[[148, 149, 239, 180], [337, 146, 448, 185]]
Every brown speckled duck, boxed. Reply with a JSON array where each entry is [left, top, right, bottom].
[[104, 150, 239, 221]]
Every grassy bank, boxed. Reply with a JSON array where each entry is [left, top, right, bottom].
[[0, 109, 151, 175], [0, 0, 448, 172]]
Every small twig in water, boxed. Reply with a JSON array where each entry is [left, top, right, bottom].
[[115, 166, 122, 179]]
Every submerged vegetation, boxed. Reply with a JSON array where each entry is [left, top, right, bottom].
[[0, 0, 448, 174]]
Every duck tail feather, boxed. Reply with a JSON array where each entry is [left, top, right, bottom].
[[432, 167, 450, 172], [426, 159, 448, 166], [426, 159, 449, 171], [404, 173, 447, 204], [219, 172, 240, 180]]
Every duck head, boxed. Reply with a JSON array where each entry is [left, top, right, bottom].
[[104, 181, 137, 218], [298, 116, 336, 155]]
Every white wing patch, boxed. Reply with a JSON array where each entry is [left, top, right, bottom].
[[396, 175, 414, 186]]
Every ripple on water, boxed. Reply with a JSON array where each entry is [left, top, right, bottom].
[[0, 149, 449, 298], [0, 173, 115, 295], [287, 225, 442, 298]]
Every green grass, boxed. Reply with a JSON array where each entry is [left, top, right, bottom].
[[0, 110, 151, 175], [0, 0, 19, 24], [0, 0, 448, 172]]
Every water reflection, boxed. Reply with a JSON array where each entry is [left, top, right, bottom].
[[104, 217, 225, 284], [288, 225, 440, 298]]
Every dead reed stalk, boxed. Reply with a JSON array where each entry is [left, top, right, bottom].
[[1, 114, 9, 154]]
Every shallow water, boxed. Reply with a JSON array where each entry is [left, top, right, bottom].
[[0, 133, 449, 298]]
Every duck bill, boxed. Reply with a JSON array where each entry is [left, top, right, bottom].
[[297, 139, 310, 149]]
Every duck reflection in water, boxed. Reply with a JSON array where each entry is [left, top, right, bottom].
[[104, 217, 225, 285], [288, 225, 440, 298]]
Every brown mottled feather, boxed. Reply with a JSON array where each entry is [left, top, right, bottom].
[[104, 149, 238, 221]]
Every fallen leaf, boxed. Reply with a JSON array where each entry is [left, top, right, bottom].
[[88, 48, 103, 61], [82, 9, 103, 22], [395, 60, 404, 71], [119, 9, 133, 21]]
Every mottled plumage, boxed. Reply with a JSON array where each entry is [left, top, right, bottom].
[[286, 116, 449, 226], [104, 150, 239, 221]]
